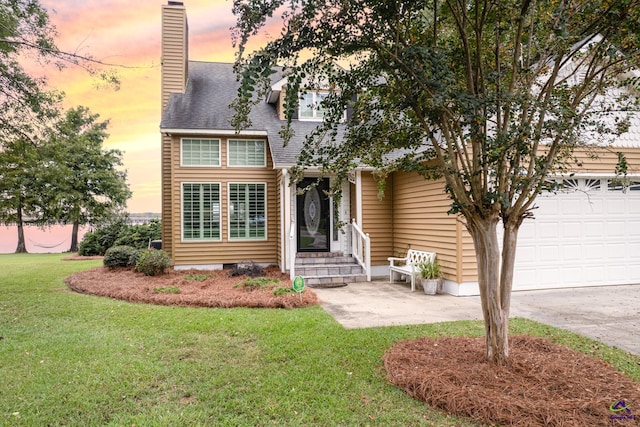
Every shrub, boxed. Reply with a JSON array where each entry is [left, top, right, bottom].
[[273, 286, 296, 296], [78, 218, 161, 256], [235, 277, 279, 290], [228, 261, 265, 277], [103, 245, 139, 269], [113, 219, 162, 249], [78, 232, 102, 256], [135, 249, 171, 276]]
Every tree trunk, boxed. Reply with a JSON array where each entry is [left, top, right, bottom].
[[467, 215, 509, 365], [15, 206, 28, 254], [69, 221, 80, 253]]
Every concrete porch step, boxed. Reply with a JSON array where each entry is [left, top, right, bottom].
[[294, 252, 367, 287], [295, 255, 354, 265], [294, 263, 365, 276]]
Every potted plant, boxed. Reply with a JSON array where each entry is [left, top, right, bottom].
[[418, 258, 441, 295]]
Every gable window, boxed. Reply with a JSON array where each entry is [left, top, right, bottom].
[[228, 140, 266, 167], [181, 138, 220, 166], [229, 183, 266, 240], [182, 183, 221, 240], [299, 92, 328, 120]]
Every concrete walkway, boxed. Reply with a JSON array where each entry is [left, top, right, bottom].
[[312, 280, 640, 356]]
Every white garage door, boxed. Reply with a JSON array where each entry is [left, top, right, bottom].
[[510, 177, 640, 291]]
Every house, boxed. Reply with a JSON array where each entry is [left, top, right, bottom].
[[159, 2, 640, 295]]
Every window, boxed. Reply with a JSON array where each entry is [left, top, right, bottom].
[[299, 92, 328, 120], [229, 183, 266, 240], [182, 183, 221, 240], [228, 140, 266, 167], [608, 179, 640, 192], [181, 138, 220, 166]]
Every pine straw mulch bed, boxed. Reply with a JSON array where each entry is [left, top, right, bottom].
[[384, 335, 640, 427], [66, 265, 318, 309]]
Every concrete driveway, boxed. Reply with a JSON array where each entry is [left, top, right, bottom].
[[312, 281, 640, 356]]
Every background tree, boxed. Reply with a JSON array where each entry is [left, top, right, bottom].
[[233, 0, 640, 364], [0, 90, 61, 253], [0, 135, 43, 253], [41, 106, 131, 252]]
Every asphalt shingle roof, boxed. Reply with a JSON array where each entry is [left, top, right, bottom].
[[160, 61, 336, 168], [160, 61, 639, 171]]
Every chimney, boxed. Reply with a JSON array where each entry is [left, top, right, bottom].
[[161, 1, 189, 110]]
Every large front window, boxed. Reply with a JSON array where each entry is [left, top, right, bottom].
[[229, 183, 266, 240], [182, 183, 221, 240]]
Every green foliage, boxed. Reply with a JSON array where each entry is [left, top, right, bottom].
[[79, 218, 160, 256], [103, 245, 139, 269], [235, 277, 280, 289], [233, 0, 640, 223], [185, 273, 215, 281], [418, 258, 442, 280], [134, 249, 171, 276], [152, 286, 181, 294], [78, 218, 129, 256], [38, 106, 131, 252], [112, 219, 161, 249], [77, 232, 102, 256], [233, 0, 640, 363], [273, 286, 296, 296]]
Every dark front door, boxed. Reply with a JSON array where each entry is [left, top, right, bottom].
[[297, 178, 330, 252]]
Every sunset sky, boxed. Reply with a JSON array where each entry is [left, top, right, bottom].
[[30, 0, 250, 213]]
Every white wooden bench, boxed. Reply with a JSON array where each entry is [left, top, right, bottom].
[[388, 249, 436, 292]]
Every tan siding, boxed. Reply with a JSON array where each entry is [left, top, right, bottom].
[[160, 4, 188, 259], [161, 134, 174, 258], [570, 146, 640, 174], [391, 171, 466, 282], [170, 136, 278, 267], [360, 172, 393, 265], [349, 183, 357, 222], [161, 5, 188, 109]]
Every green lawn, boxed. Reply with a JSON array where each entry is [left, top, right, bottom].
[[1, 254, 638, 426]]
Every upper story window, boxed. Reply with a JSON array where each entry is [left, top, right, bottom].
[[228, 140, 266, 167], [299, 92, 328, 121], [181, 138, 220, 167]]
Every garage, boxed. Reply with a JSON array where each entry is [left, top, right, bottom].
[[509, 177, 640, 291]]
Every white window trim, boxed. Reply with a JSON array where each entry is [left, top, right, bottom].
[[227, 182, 268, 241], [181, 182, 222, 242], [298, 91, 348, 122], [227, 139, 267, 168], [180, 138, 221, 167], [298, 91, 328, 122]]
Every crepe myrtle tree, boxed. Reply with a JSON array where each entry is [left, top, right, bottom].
[[232, 0, 640, 364]]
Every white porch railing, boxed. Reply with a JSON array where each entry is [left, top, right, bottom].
[[350, 218, 371, 281], [289, 221, 296, 280]]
